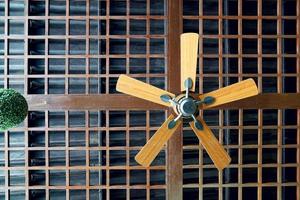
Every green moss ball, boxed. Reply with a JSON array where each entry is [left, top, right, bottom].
[[0, 89, 28, 131]]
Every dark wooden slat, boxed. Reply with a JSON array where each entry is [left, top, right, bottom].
[[27, 94, 300, 110]]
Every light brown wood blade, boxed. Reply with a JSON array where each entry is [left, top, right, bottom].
[[199, 78, 259, 109], [181, 33, 199, 92], [135, 114, 181, 167], [190, 116, 231, 170], [116, 75, 175, 107]]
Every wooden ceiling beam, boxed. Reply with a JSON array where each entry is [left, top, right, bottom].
[[26, 93, 300, 110]]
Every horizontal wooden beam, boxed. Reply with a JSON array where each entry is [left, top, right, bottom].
[[26, 94, 165, 110], [213, 93, 300, 109], [26, 93, 300, 110]]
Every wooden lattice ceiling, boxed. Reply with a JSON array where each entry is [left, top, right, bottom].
[[0, 0, 299, 200]]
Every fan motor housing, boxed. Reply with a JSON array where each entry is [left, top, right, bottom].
[[173, 94, 199, 120]]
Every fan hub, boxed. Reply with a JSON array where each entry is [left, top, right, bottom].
[[179, 98, 197, 117], [170, 94, 200, 120], [160, 78, 214, 129]]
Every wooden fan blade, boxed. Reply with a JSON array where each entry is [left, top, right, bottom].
[[181, 33, 199, 92], [116, 75, 175, 107], [135, 114, 181, 167], [190, 116, 231, 170], [199, 78, 258, 109]]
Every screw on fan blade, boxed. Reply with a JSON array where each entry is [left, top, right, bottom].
[[160, 94, 172, 103], [203, 96, 215, 104], [160, 94, 179, 106], [192, 114, 203, 130], [184, 78, 193, 98], [167, 114, 182, 129], [195, 96, 215, 106], [168, 120, 177, 129], [194, 120, 203, 130], [184, 78, 193, 90]]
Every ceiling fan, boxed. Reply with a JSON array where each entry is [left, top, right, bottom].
[[116, 33, 259, 170]]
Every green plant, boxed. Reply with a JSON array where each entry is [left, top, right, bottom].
[[0, 89, 28, 131]]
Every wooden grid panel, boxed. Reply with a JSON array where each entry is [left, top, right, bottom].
[[0, 0, 299, 200], [0, 0, 168, 95], [182, 109, 299, 200], [0, 0, 170, 199], [183, 0, 299, 94], [182, 0, 300, 200], [0, 109, 168, 199]]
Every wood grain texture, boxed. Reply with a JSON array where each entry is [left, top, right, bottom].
[[135, 114, 181, 167], [180, 33, 199, 92], [26, 94, 300, 110], [116, 74, 175, 107], [167, 1, 183, 199], [27, 94, 166, 110], [199, 78, 259, 109], [189, 116, 231, 171]]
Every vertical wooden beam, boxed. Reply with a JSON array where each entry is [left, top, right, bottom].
[[167, 0, 182, 199], [296, 0, 300, 199], [218, 1, 224, 200], [24, 1, 29, 199], [257, 0, 263, 199]]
